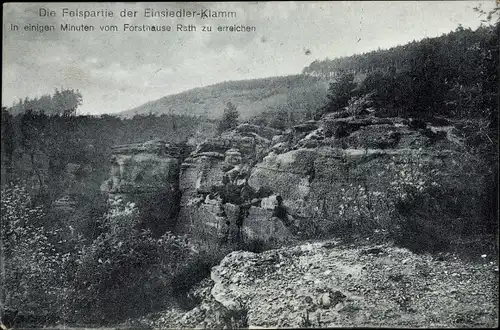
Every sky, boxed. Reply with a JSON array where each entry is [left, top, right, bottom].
[[2, 1, 496, 115]]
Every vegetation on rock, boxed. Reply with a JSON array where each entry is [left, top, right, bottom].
[[217, 102, 240, 134]]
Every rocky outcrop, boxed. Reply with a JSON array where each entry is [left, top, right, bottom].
[[101, 140, 182, 195], [100, 139, 183, 234], [173, 112, 485, 248], [245, 114, 489, 238], [242, 206, 297, 245], [147, 239, 499, 329], [176, 124, 293, 248], [233, 123, 281, 140], [101, 113, 491, 246]]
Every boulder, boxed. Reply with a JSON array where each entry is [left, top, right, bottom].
[[242, 206, 295, 244], [271, 142, 291, 154], [261, 195, 279, 210], [234, 123, 281, 140], [293, 120, 318, 133], [224, 148, 242, 165]]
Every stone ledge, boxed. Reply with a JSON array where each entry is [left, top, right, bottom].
[[111, 140, 183, 158]]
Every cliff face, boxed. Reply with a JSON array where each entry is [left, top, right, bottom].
[[176, 124, 293, 248], [101, 113, 490, 245], [100, 140, 183, 234], [174, 114, 488, 248], [249, 128, 486, 229]]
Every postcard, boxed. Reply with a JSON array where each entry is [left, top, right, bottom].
[[1, 1, 498, 329]]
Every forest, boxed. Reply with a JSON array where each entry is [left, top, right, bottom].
[[1, 106, 217, 200]]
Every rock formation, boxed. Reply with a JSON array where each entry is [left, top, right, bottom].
[[100, 139, 183, 234], [101, 114, 490, 246], [248, 113, 489, 239], [146, 239, 499, 329], [176, 124, 292, 249]]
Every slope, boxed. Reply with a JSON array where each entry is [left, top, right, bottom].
[[120, 75, 329, 119]]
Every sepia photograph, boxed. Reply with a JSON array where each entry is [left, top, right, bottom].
[[1, 1, 499, 328]]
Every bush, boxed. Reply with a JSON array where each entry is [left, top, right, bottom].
[[385, 152, 450, 253], [66, 199, 200, 323], [345, 93, 375, 117], [337, 183, 391, 237], [1, 184, 76, 325], [1, 189, 204, 326]]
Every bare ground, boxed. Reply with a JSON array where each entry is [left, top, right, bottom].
[[136, 238, 498, 329]]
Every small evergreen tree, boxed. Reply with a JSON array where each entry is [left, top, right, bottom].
[[269, 107, 289, 130], [325, 73, 357, 112], [218, 102, 239, 133]]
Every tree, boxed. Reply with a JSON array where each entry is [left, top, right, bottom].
[[6, 89, 82, 116], [53, 88, 82, 116], [269, 107, 289, 130], [325, 73, 357, 112], [1, 108, 15, 182], [217, 102, 239, 133]]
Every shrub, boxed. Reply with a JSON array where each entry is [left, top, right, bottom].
[[344, 93, 375, 117], [337, 183, 391, 236], [66, 198, 200, 323], [1, 184, 77, 324], [2, 190, 204, 326], [385, 151, 450, 253]]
